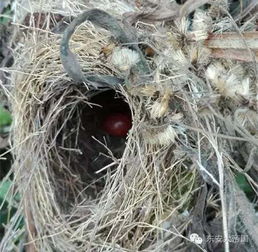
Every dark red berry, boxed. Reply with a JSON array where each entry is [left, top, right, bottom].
[[102, 113, 132, 137]]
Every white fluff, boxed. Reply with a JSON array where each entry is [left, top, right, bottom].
[[146, 125, 177, 146], [172, 49, 189, 66], [149, 100, 168, 119], [148, 92, 172, 119], [191, 9, 212, 41], [206, 63, 250, 100], [111, 47, 140, 71]]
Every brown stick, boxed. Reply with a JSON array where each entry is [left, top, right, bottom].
[[205, 32, 258, 50], [204, 32, 258, 62], [210, 48, 258, 62]]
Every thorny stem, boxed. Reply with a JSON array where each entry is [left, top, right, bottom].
[[60, 9, 150, 88]]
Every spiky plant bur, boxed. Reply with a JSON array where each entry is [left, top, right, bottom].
[[142, 124, 178, 146], [191, 9, 212, 41], [147, 89, 172, 119], [205, 62, 251, 101], [110, 47, 141, 71]]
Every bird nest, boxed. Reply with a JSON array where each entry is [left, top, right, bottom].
[[1, 0, 258, 251]]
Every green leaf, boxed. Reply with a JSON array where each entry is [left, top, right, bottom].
[[0, 106, 12, 127], [0, 199, 16, 225], [0, 180, 12, 200], [0, 180, 21, 203], [0, 6, 12, 24], [235, 173, 253, 195]]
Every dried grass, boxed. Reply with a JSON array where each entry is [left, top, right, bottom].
[[1, 0, 258, 251]]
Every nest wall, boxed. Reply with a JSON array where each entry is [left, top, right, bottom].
[[7, 19, 200, 251]]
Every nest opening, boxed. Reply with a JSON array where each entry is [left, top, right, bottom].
[[53, 88, 131, 206]]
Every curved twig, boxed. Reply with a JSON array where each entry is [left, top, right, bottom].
[[60, 9, 149, 88]]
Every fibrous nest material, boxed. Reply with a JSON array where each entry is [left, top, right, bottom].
[[1, 0, 258, 251]]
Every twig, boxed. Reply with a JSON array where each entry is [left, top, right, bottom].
[[205, 32, 258, 50], [205, 32, 258, 62]]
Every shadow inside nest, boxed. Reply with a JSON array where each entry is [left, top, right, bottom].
[[53, 89, 131, 206]]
